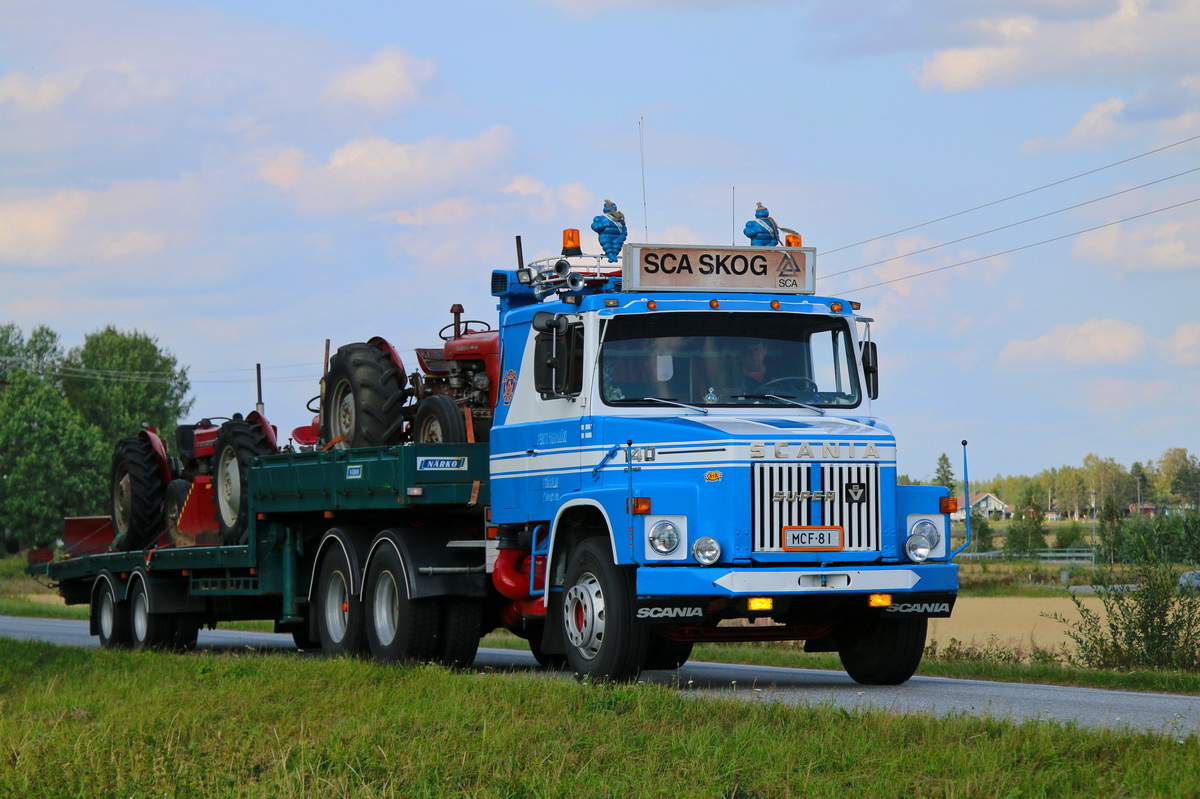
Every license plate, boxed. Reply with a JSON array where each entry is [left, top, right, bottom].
[[782, 526, 843, 551]]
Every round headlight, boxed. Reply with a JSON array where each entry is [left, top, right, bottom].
[[648, 520, 680, 555], [905, 533, 933, 562], [692, 536, 721, 566], [910, 519, 940, 541]]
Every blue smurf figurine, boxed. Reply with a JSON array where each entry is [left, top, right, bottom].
[[591, 199, 627, 263], [744, 202, 781, 246]]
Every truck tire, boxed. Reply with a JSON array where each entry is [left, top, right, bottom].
[[111, 437, 166, 551], [172, 616, 201, 651], [414, 394, 466, 443], [323, 342, 408, 449], [94, 579, 131, 649], [436, 598, 482, 669], [213, 420, 272, 545], [837, 615, 927, 685], [643, 634, 694, 671], [364, 544, 438, 663], [561, 538, 649, 681], [164, 479, 192, 547], [128, 581, 174, 650], [316, 547, 367, 657]]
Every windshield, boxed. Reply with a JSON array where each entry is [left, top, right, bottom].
[[599, 312, 861, 408]]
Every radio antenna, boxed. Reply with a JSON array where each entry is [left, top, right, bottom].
[[731, 186, 736, 245], [639, 117, 649, 240]]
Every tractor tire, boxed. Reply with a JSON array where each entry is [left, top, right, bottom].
[[837, 614, 927, 685], [164, 479, 193, 547], [643, 634, 694, 671], [212, 420, 272, 545], [414, 394, 466, 443], [561, 538, 649, 682], [322, 342, 408, 449], [363, 543, 438, 663], [110, 437, 167, 552]]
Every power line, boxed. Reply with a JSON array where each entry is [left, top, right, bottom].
[[822, 132, 1200, 256], [821, 165, 1200, 281], [838, 195, 1200, 294]]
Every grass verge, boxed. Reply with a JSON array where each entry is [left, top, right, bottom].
[[2, 638, 1197, 798]]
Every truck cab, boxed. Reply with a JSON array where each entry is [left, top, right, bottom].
[[488, 240, 958, 682]]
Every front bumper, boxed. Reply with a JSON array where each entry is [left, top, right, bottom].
[[636, 561, 958, 597]]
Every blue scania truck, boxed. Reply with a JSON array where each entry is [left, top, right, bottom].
[[29, 228, 959, 684]]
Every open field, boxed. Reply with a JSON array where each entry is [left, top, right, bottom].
[[929, 595, 1103, 653]]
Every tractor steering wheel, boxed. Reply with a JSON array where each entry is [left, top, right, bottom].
[[439, 320, 492, 341]]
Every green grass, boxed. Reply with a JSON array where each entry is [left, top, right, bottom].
[[1, 638, 1197, 798]]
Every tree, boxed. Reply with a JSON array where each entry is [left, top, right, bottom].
[[1, 323, 63, 384], [970, 510, 993, 552], [933, 453, 955, 496], [1005, 488, 1046, 555], [1156, 448, 1200, 510], [60, 326, 193, 445], [0, 371, 108, 548]]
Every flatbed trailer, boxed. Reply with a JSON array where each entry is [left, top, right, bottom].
[[30, 442, 493, 663]]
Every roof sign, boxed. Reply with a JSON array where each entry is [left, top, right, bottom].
[[622, 243, 816, 294]]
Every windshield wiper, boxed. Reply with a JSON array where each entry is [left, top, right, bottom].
[[609, 396, 709, 414], [732, 394, 826, 415]]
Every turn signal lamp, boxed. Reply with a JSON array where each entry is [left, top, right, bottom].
[[940, 497, 958, 514], [830, 302, 843, 313], [709, 299, 720, 309], [785, 233, 802, 247], [770, 300, 781, 310], [850, 301, 861, 310], [647, 300, 657, 311], [869, 593, 892, 608], [628, 497, 652, 514], [562, 228, 582, 257], [747, 597, 773, 611]]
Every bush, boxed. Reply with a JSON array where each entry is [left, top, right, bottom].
[[1045, 560, 1200, 671], [1055, 521, 1085, 549], [969, 511, 993, 552]]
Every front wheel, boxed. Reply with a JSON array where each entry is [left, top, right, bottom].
[[413, 394, 466, 443], [837, 615, 927, 685], [213, 420, 272, 545], [561, 538, 649, 681]]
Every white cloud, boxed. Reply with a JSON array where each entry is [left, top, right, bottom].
[[1083, 376, 1173, 417], [1024, 97, 1131, 152], [0, 69, 86, 112], [1073, 214, 1200, 272], [917, 1, 1200, 91], [502, 176, 594, 221], [998, 318, 1148, 367], [258, 147, 306, 188], [372, 198, 477, 227], [290, 127, 516, 215], [1159, 321, 1200, 367], [323, 48, 436, 110]]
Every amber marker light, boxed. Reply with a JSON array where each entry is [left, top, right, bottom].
[[830, 301, 843, 312], [785, 233, 802, 247], [561, 228, 582, 256], [940, 497, 958, 514], [647, 300, 657, 310], [627, 497, 652, 514], [850, 301, 862, 310], [747, 597, 773, 611], [869, 594, 892, 608], [709, 299, 720, 309], [770, 300, 781, 310]]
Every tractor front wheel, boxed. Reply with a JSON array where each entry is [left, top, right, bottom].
[[414, 394, 466, 443], [213, 420, 272, 545]]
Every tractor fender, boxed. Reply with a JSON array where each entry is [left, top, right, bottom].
[[363, 528, 487, 601], [244, 410, 280, 453], [367, 335, 408, 392]]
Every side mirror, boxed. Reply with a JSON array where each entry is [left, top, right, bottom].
[[860, 341, 879, 400], [532, 311, 568, 334]]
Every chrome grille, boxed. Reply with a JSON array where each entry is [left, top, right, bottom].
[[751, 462, 881, 552]]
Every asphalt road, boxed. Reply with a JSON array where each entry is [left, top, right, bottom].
[[4, 614, 1198, 737]]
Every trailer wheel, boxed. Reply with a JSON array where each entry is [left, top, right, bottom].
[[129, 581, 174, 650], [111, 437, 166, 551], [94, 579, 130, 649], [213, 420, 272, 545], [837, 615, 927, 685], [436, 598, 482, 669], [414, 394, 466, 443], [164, 479, 193, 547], [643, 634, 694, 671], [323, 342, 408, 449], [316, 547, 366, 656], [172, 616, 201, 652], [364, 544, 438, 663], [561, 538, 649, 681]]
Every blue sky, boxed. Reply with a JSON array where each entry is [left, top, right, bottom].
[[2, 0, 1197, 481]]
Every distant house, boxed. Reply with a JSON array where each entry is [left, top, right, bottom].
[[1129, 502, 1156, 517], [951, 492, 1008, 522]]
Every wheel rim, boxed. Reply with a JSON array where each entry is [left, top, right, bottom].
[[331, 381, 355, 448], [216, 446, 240, 527], [113, 468, 132, 537], [420, 417, 443, 443], [564, 571, 605, 660], [99, 590, 115, 639], [324, 570, 350, 644], [372, 570, 399, 647], [132, 589, 148, 643]]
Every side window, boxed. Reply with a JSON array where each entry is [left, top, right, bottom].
[[534, 324, 583, 398]]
